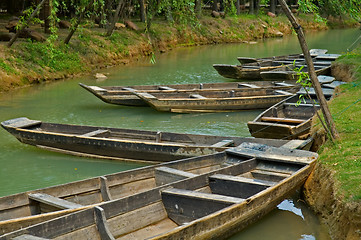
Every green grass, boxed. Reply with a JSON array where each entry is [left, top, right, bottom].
[[316, 49, 361, 201]]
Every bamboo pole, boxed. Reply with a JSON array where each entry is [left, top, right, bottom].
[[278, 0, 339, 139], [7, 0, 48, 48]]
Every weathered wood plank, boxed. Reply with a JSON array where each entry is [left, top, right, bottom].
[[162, 188, 243, 225], [250, 169, 290, 182], [94, 206, 115, 240], [238, 83, 261, 88], [158, 86, 176, 91], [261, 117, 304, 124], [155, 167, 198, 186], [100, 177, 112, 201], [81, 129, 109, 137], [12, 234, 49, 240], [209, 174, 273, 198], [210, 140, 234, 148], [28, 193, 83, 210], [189, 94, 207, 99]]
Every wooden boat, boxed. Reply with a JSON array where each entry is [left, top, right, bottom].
[[259, 63, 332, 81], [297, 87, 335, 100], [130, 88, 294, 113], [214, 49, 331, 80], [79, 81, 299, 107], [0, 143, 318, 240], [213, 59, 304, 80], [1, 117, 312, 163], [247, 94, 321, 139], [236, 49, 328, 64], [0, 146, 264, 235]]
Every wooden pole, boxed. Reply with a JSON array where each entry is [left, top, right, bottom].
[[7, 0, 47, 48], [278, 0, 339, 139]]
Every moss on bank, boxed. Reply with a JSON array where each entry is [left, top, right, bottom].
[[304, 47, 361, 239], [0, 13, 334, 92]]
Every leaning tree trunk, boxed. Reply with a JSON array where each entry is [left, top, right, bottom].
[[7, 0, 47, 47], [106, 0, 124, 37], [64, 0, 94, 44], [278, 0, 339, 139]]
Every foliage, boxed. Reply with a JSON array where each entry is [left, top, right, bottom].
[[0, 59, 17, 75]]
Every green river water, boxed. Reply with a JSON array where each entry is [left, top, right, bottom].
[[1, 28, 360, 239]]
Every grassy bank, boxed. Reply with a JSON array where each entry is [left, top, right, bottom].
[[0, 13, 333, 92], [304, 47, 361, 239]]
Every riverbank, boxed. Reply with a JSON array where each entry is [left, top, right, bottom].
[[0, 13, 346, 92], [304, 48, 361, 239]]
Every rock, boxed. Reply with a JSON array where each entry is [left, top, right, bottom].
[[19, 28, 46, 42], [274, 30, 284, 37], [267, 12, 276, 18], [5, 20, 18, 33], [219, 12, 225, 18], [291, 8, 298, 14], [0, 32, 15, 41], [125, 20, 138, 31], [95, 73, 107, 80], [211, 11, 220, 18], [59, 20, 71, 29], [115, 23, 126, 29]]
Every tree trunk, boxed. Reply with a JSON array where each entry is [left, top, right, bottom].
[[212, 0, 218, 12], [42, 0, 51, 34], [7, 0, 47, 48], [254, 0, 260, 15], [236, 0, 240, 15], [106, 0, 124, 37], [270, 0, 276, 14], [278, 0, 339, 139], [194, 0, 202, 18], [249, 0, 254, 14], [64, 0, 94, 44], [139, 0, 146, 22]]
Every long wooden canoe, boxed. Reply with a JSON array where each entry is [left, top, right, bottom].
[[213, 59, 304, 80], [247, 94, 321, 139], [79, 81, 300, 107], [0, 149, 257, 235], [1, 117, 312, 163], [259, 63, 332, 81], [130, 88, 294, 113], [0, 143, 318, 240]]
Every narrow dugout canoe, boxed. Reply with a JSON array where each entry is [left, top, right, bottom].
[[79, 81, 299, 107], [259, 63, 332, 81], [0, 143, 318, 240], [0, 149, 254, 235], [213, 59, 305, 80], [235, 49, 329, 64], [247, 95, 321, 139], [130, 88, 294, 113], [1, 117, 312, 163]]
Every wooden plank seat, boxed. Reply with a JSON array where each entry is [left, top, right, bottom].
[[189, 94, 207, 99], [28, 193, 84, 210], [121, 87, 136, 91], [12, 235, 49, 240], [9, 120, 42, 129], [155, 167, 198, 186], [260, 117, 305, 124], [161, 188, 244, 225], [274, 82, 295, 87], [158, 86, 176, 91], [250, 169, 290, 182], [81, 129, 110, 137], [209, 174, 274, 198], [210, 140, 234, 148], [238, 83, 261, 88]]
